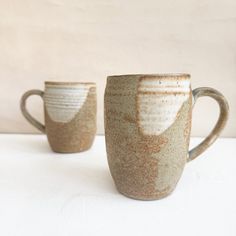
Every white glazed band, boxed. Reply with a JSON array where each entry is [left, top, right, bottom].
[[44, 83, 96, 123], [138, 77, 190, 135]]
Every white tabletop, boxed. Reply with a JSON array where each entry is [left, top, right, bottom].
[[0, 134, 235, 236]]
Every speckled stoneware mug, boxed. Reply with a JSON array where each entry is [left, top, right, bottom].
[[21, 82, 96, 153], [104, 74, 229, 200]]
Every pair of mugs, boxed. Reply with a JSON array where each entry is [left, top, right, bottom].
[[21, 74, 229, 200]]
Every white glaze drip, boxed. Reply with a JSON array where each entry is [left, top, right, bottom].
[[44, 84, 94, 123], [138, 78, 190, 135]]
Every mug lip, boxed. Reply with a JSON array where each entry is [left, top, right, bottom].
[[107, 73, 191, 79], [45, 81, 96, 86]]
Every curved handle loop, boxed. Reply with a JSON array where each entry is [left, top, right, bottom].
[[20, 89, 46, 133], [188, 87, 229, 162]]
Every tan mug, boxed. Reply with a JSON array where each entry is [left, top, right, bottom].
[[104, 74, 229, 200], [21, 82, 96, 153]]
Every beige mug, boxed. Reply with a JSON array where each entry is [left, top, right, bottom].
[[104, 74, 229, 200], [21, 81, 96, 153]]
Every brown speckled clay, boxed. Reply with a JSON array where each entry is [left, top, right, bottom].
[[104, 74, 229, 200], [21, 82, 96, 153]]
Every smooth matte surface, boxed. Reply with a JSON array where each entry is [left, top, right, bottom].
[[0, 0, 236, 137], [0, 134, 235, 236]]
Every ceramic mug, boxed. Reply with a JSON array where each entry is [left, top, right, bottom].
[[21, 82, 96, 153], [104, 74, 229, 200]]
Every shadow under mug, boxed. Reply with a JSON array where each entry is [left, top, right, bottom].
[[104, 74, 229, 200], [21, 81, 97, 153]]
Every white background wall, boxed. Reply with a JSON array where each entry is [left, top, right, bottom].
[[0, 0, 235, 137]]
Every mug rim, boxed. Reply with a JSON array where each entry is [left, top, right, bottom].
[[45, 81, 96, 86], [107, 73, 190, 79]]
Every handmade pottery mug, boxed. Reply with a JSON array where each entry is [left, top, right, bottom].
[[104, 74, 229, 200], [21, 82, 96, 153]]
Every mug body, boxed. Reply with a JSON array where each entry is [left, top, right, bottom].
[[44, 82, 96, 153], [104, 74, 192, 200]]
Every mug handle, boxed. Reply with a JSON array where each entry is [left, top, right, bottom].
[[20, 89, 46, 133], [188, 87, 229, 162]]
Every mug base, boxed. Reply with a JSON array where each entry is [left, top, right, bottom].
[[49, 140, 94, 153], [116, 186, 175, 201], [48, 135, 95, 154], [50, 145, 92, 153]]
